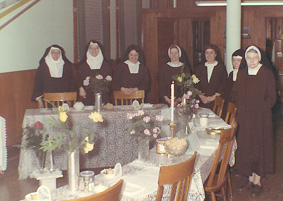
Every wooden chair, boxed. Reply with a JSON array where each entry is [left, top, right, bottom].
[[113, 90, 145, 105], [63, 179, 124, 201], [223, 101, 237, 197], [224, 102, 237, 125], [204, 122, 238, 201], [43, 92, 77, 108], [156, 151, 197, 201], [213, 96, 225, 117]]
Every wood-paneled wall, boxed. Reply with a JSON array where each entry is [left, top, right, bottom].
[[0, 70, 38, 146]]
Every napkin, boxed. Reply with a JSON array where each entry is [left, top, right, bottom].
[[114, 163, 122, 177], [73, 102, 84, 111], [122, 182, 146, 197]]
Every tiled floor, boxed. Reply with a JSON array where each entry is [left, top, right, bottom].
[[1, 105, 282, 201]]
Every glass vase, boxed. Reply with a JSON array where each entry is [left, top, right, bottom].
[[94, 92, 102, 112], [67, 150, 80, 192], [138, 137, 150, 161]]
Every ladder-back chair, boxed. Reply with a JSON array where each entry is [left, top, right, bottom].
[[62, 179, 124, 201], [213, 96, 225, 117], [43, 92, 77, 108], [204, 122, 238, 201], [113, 90, 145, 105], [156, 151, 197, 201]]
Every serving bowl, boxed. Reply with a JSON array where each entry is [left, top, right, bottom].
[[165, 138, 188, 156]]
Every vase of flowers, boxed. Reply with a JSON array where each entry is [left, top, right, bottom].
[[40, 105, 103, 191], [67, 149, 80, 191], [138, 137, 150, 161], [22, 121, 47, 172], [83, 74, 112, 111], [126, 110, 163, 161]]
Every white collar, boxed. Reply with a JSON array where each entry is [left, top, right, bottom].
[[124, 60, 140, 74], [86, 43, 104, 69], [45, 47, 65, 78], [167, 62, 183, 67], [248, 64, 262, 75]]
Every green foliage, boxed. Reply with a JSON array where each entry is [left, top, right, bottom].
[[86, 75, 111, 93]]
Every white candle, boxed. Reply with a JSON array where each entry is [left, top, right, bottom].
[[50, 150, 53, 170], [171, 81, 174, 123]]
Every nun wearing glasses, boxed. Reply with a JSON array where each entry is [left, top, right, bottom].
[[233, 45, 276, 197], [158, 44, 191, 105], [77, 40, 112, 105], [31, 44, 77, 108]]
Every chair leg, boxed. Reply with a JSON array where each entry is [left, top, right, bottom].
[[227, 168, 233, 198], [221, 186, 227, 201], [211, 192, 216, 201]]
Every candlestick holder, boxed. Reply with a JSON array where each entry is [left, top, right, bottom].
[[169, 122, 176, 138]]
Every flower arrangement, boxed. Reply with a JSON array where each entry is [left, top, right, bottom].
[[40, 106, 103, 154], [23, 121, 46, 157], [172, 66, 200, 96], [176, 92, 200, 116], [126, 110, 163, 140], [83, 74, 112, 93]]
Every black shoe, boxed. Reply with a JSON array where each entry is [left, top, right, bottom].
[[238, 181, 253, 192], [251, 184, 262, 197]]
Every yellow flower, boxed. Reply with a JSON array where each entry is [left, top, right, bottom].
[[192, 75, 200, 84], [84, 142, 94, 153], [89, 112, 103, 123], [59, 112, 68, 122], [177, 76, 182, 83], [181, 73, 185, 77], [58, 106, 65, 112]]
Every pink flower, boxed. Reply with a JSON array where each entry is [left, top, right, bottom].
[[137, 110, 144, 116], [105, 75, 112, 81], [144, 129, 151, 136], [127, 113, 134, 119], [187, 91, 193, 96], [196, 100, 200, 104], [183, 93, 190, 99], [179, 108, 184, 113], [152, 127, 159, 133], [143, 116, 150, 123], [195, 104, 199, 109], [153, 134, 157, 138], [156, 115, 163, 122], [96, 74, 103, 80], [83, 76, 90, 86], [130, 130, 135, 135], [177, 103, 181, 107], [33, 121, 42, 130]]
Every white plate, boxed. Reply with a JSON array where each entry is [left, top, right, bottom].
[[84, 106, 94, 110]]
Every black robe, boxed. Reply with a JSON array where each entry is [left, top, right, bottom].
[[77, 61, 112, 105], [195, 63, 227, 110], [232, 66, 276, 177], [31, 62, 77, 101], [112, 63, 150, 92]]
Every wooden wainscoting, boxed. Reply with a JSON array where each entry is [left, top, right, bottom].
[[0, 70, 38, 146]]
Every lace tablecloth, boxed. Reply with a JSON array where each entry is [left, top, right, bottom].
[[19, 105, 166, 179]]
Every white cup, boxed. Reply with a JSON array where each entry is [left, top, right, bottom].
[[199, 113, 209, 127]]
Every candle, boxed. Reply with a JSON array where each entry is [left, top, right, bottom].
[[50, 150, 53, 171], [171, 81, 174, 123]]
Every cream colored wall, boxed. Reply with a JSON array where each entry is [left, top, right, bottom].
[[0, 0, 73, 73]]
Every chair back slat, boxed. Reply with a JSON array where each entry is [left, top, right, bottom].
[[43, 92, 77, 108], [156, 152, 197, 201], [62, 179, 123, 201], [224, 102, 237, 125], [113, 90, 145, 106], [213, 96, 225, 117]]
